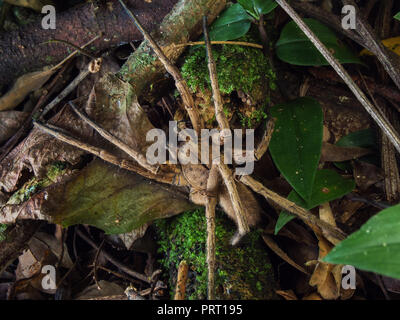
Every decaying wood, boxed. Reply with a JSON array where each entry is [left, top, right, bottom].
[[0, 0, 178, 88], [174, 260, 189, 300], [118, 0, 204, 134]]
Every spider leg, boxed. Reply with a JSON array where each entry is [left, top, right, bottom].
[[68, 101, 159, 174]]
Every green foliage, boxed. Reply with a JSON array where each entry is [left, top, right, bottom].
[[237, 0, 278, 19], [238, 105, 268, 128], [181, 34, 274, 95], [207, 1, 277, 41], [324, 203, 400, 279], [208, 3, 252, 41], [269, 97, 323, 202], [394, 12, 400, 21], [276, 18, 362, 66], [269, 98, 355, 234], [155, 209, 275, 299], [275, 170, 355, 234]]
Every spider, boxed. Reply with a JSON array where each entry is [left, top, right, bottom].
[[34, 0, 344, 255]]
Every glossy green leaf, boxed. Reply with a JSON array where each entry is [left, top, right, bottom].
[[275, 169, 355, 234], [238, 0, 278, 18], [276, 18, 363, 66], [253, 0, 278, 15], [394, 12, 400, 21], [324, 203, 400, 279], [269, 97, 323, 202], [208, 3, 252, 41]]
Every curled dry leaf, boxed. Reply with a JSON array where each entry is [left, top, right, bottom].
[[0, 66, 55, 112], [0, 106, 94, 193], [320, 142, 372, 162]]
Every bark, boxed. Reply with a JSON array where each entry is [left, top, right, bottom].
[[0, 0, 177, 88]]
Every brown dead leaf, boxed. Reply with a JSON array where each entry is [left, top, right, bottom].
[[320, 142, 372, 162], [276, 289, 298, 300], [0, 66, 55, 111], [0, 106, 94, 193], [302, 292, 323, 300], [0, 111, 29, 144], [75, 281, 125, 300]]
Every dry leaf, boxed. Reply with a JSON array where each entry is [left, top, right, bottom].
[[276, 289, 298, 300], [320, 142, 372, 162], [0, 66, 55, 111]]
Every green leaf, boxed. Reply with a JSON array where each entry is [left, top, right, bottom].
[[323, 203, 400, 279], [45, 160, 196, 234], [238, 0, 278, 18], [276, 18, 363, 66], [269, 97, 323, 202], [253, 0, 278, 15], [208, 3, 252, 41], [394, 12, 400, 21], [275, 169, 355, 234], [336, 129, 377, 149]]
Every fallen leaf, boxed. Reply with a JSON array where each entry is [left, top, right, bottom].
[[0, 66, 55, 111], [321, 142, 372, 162], [3, 0, 54, 12]]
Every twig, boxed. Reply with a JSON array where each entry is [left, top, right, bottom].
[[93, 238, 105, 290], [68, 101, 159, 174], [33, 121, 176, 185], [76, 229, 151, 284], [239, 175, 346, 244], [118, 0, 204, 134], [174, 260, 189, 300], [173, 41, 263, 50], [275, 0, 400, 154], [205, 165, 219, 300]]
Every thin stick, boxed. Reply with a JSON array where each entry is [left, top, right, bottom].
[[118, 0, 203, 134], [68, 101, 159, 174], [76, 229, 151, 284], [40, 69, 90, 118], [205, 165, 219, 300], [173, 40, 263, 50], [275, 0, 400, 154], [33, 121, 175, 185], [239, 175, 346, 244]]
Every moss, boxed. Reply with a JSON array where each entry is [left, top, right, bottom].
[[181, 35, 274, 95], [180, 33, 276, 128], [155, 208, 276, 300], [0, 224, 7, 242], [7, 161, 68, 205]]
